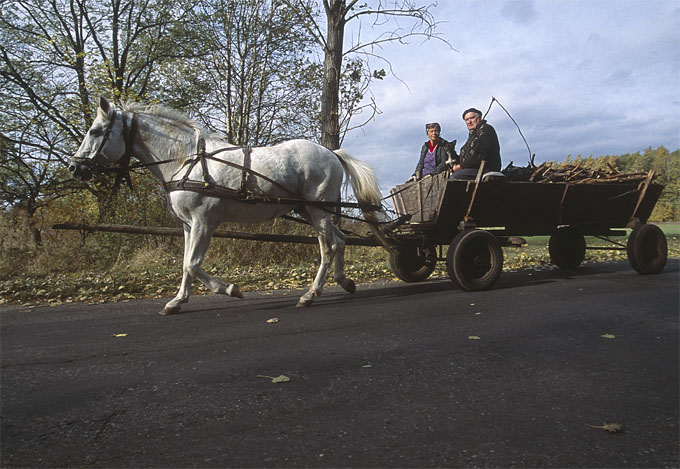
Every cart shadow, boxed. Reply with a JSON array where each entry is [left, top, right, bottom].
[[316, 260, 679, 306]]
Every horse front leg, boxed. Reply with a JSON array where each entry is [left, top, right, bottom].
[[160, 223, 193, 315], [160, 222, 242, 315]]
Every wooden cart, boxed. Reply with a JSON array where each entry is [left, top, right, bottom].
[[387, 170, 667, 291]]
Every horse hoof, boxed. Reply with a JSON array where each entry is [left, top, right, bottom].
[[229, 285, 244, 299], [296, 299, 312, 308], [342, 279, 356, 294], [159, 305, 181, 316]]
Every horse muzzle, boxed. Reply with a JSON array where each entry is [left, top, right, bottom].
[[69, 160, 94, 181]]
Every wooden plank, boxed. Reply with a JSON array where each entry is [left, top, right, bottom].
[[390, 173, 446, 223]]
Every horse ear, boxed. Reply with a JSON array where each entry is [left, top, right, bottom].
[[99, 96, 111, 114]]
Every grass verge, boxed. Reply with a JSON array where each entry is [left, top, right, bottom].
[[1, 225, 678, 309]]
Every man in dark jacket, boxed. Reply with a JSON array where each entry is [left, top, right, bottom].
[[408, 122, 456, 182], [451, 108, 501, 180]]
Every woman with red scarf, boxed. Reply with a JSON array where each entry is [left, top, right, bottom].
[[408, 122, 455, 182]]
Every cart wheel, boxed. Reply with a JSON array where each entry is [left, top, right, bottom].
[[446, 230, 503, 291], [389, 242, 436, 283], [627, 224, 667, 274], [549, 226, 586, 269]]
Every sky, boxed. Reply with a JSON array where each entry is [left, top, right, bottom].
[[340, 0, 680, 194]]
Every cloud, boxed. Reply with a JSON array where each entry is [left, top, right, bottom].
[[500, 0, 538, 25], [342, 0, 680, 195]]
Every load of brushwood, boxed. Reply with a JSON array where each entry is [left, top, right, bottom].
[[502, 160, 657, 184]]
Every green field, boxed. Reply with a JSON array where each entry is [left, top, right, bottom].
[[531, 223, 679, 253], [505, 221, 679, 268]]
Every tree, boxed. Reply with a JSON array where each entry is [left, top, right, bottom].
[[1, 0, 327, 227], [188, 0, 321, 145], [645, 146, 679, 221], [0, 115, 81, 246], [0, 50, 85, 245], [0, 0, 205, 220], [282, 0, 448, 150]]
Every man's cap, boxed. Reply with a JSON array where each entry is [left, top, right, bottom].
[[462, 108, 482, 119]]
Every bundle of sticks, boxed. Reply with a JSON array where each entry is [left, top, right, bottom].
[[503, 161, 656, 184]]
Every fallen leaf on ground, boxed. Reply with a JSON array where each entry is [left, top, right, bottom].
[[586, 421, 623, 433], [266, 318, 279, 323], [257, 374, 290, 383], [112, 333, 128, 338], [468, 335, 481, 340], [601, 334, 616, 339]]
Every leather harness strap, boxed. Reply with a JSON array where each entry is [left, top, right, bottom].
[[112, 134, 381, 212], [78, 112, 381, 213], [165, 140, 293, 201], [239, 145, 251, 197], [201, 147, 292, 196]]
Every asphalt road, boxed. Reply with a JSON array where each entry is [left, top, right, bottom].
[[1, 261, 678, 468]]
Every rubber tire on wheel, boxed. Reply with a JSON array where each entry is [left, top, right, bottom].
[[446, 230, 503, 291], [627, 224, 667, 274], [549, 226, 586, 269], [389, 243, 436, 283]]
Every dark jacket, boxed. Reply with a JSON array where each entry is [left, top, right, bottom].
[[413, 138, 455, 177], [459, 121, 501, 171]]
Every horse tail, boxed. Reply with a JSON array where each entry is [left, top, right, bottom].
[[333, 149, 395, 252]]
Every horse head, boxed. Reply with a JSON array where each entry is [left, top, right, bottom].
[[70, 97, 135, 180]]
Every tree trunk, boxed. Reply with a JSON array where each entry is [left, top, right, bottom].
[[21, 205, 42, 248], [320, 1, 345, 150]]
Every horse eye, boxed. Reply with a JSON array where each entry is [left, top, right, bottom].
[[89, 127, 103, 138]]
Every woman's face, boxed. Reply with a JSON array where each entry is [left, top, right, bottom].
[[427, 127, 440, 143]]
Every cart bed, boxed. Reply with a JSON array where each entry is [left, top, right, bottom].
[[391, 173, 663, 241]]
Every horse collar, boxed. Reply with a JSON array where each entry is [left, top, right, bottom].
[[239, 145, 251, 197]]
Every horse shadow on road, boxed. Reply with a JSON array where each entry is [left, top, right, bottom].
[[178, 260, 678, 315]]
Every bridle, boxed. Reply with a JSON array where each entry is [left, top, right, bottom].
[[72, 109, 138, 173]]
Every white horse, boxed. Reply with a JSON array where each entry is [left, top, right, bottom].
[[70, 97, 389, 314]]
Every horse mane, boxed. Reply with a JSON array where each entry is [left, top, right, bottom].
[[121, 102, 203, 133], [120, 102, 221, 163]]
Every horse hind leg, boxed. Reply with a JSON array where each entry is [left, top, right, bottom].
[[331, 224, 355, 294], [160, 222, 242, 316], [297, 209, 337, 308]]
